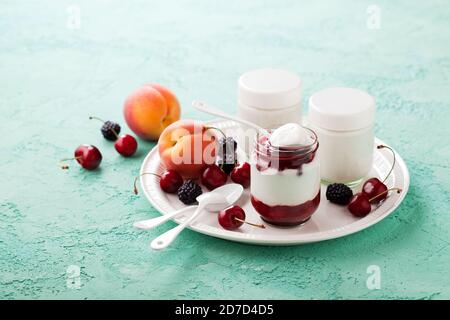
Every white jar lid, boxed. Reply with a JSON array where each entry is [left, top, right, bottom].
[[238, 68, 302, 110], [308, 87, 375, 131]]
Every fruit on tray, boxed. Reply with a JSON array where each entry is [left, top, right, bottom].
[[133, 170, 183, 195], [348, 188, 402, 217], [158, 120, 217, 178], [216, 136, 237, 175], [325, 144, 402, 218], [204, 126, 237, 175], [216, 153, 237, 175], [230, 162, 250, 188], [60, 145, 102, 170], [218, 205, 265, 230], [219, 136, 237, 153], [347, 193, 372, 217], [89, 116, 121, 141], [177, 180, 203, 205], [158, 170, 184, 193], [124, 84, 181, 140], [201, 164, 227, 190], [362, 145, 395, 203], [362, 177, 387, 203], [326, 183, 353, 205]]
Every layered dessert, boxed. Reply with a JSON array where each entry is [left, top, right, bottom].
[[250, 123, 320, 226]]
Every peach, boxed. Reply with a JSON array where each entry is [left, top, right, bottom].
[[124, 84, 181, 140], [158, 120, 217, 178]]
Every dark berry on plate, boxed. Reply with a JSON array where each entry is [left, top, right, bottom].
[[218, 137, 237, 156], [326, 183, 353, 205], [101, 121, 121, 141], [216, 153, 237, 175], [177, 180, 202, 205]]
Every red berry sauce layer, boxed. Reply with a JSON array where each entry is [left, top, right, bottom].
[[254, 135, 318, 173], [251, 192, 320, 226]]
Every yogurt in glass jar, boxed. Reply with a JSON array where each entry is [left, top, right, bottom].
[[250, 123, 320, 226]]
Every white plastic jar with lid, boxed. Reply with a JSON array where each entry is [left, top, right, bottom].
[[308, 87, 375, 186], [238, 68, 302, 129]]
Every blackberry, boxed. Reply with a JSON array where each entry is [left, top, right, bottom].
[[218, 137, 237, 156], [101, 121, 121, 141], [177, 180, 202, 205], [216, 153, 237, 175], [326, 183, 353, 205]]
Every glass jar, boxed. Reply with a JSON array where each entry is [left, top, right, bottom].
[[250, 128, 320, 226], [308, 87, 375, 187]]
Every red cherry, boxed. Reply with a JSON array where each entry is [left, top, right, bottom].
[[133, 170, 183, 194], [218, 205, 265, 230], [114, 134, 138, 157], [218, 205, 246, 230], [60, 144, 102, 170], [347, 193, 372, 217], [201, 164, 227, 190], [361, 145, 396, 203], [362, 178, 388, 203], [159, 170, 183, 193], [230, 162, 250, 188], [348, 188, 402, 217]]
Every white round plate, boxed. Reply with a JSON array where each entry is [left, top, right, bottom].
[[139, 120, 409, 245]]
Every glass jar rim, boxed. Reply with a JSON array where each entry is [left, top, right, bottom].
[[254, 126, 318, 154]]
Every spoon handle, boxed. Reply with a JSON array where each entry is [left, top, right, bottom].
[[133, 206, 196, 230], [150, 201, 208, 250], [192, 100, 267, 133]]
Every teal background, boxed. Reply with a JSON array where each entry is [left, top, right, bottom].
[[1, 0, 450, 299]]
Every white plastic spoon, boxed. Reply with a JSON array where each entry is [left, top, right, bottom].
[[150, 183, 244, 251], [192, 100, 268, 135], [133, 206, 197, 230]]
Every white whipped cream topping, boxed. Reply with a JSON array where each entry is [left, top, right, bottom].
[[269, 123, 313, 147]]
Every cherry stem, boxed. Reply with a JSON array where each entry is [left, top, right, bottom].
[[205, 126, 226, 139], [89, 116, 119, 139], [59, 156, 82, 170], [89, 116, 106, 124], [111, 128, 119, 139], [369, 187, 402, 202], [377, 145, 396, 183], [234, 217, 266, 229], [133, 173, 161, 195]]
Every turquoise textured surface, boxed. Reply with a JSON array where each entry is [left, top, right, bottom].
[[1, 0, 450, 299]]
